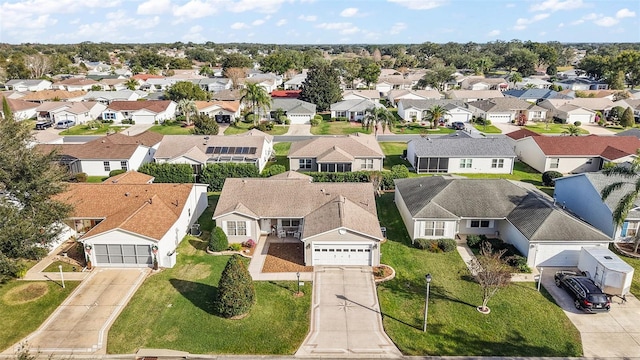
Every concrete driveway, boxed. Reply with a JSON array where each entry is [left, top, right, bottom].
[[541, 267, 640, 358], [6, 268, 149, 355], [296, 266, 401, 358]]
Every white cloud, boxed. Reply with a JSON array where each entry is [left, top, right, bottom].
[[487, 29, 500, 37], [340, 7, 359, 17], [513, 13, 550, 30], [172, 0, 218, 20], [558, 22, 565, 27], [298, 15, 317, 21], [182, 25, 205, 43], [226, 0, 287, 13], [137, 0, 171, 15], [594, 16, 619, 27], [387, 0, 448, 10], [276, 19, 287, 26], [231, 22, 249, 29], [390, 22, 407, 34], [252, 19, 265, 26], [582, 13, 598, 20], [616, 8, 636, 19], [316, 22, 351, 30], [530, 0, 584, 12], [0, 0, 120, 31]]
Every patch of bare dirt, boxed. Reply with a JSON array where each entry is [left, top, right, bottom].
[[261, 243, 313, 273]]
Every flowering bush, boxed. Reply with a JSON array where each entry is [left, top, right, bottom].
[[242, 239, 256, 249]]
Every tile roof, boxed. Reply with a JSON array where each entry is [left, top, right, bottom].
[[409, 136, 516, 158], [394, 177, 610, 242], [107, 100, 173, 113], [531, 135, 640, 158], [289, 134, 384, 158], [271, 90, 302, 98], [194, 100, 240, 113], [55, 183, 195, 240]]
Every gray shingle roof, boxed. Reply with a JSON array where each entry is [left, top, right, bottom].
[[330, 99, 383, 112], [271, 98, 316, 114], [409, 136, 517, 158], [398, 99, 466, 111], [467, 98, 546, 113]]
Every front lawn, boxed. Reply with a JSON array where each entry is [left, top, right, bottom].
[[392, 123, 455, 135], [149, 122, 194, 135], [524, 123, 589, 135], [0, 280, 79, 351], [311, 120, 372, 135], [472, 124, 502, 134], [375, 193, 582, 356], [59, 125, 127, 135], [224, 121, 289, 136]]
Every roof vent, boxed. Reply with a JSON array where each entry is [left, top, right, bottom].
[[124, 192, 130, 196]]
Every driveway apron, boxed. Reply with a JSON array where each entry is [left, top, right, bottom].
[[541, 266, 640, 358], [6, 268, 149, 355], [296, 266, 401, 358]]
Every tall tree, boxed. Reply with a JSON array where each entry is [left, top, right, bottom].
[[363, 106, 394, 135], [416, 64, 455, 91], [468, 242, 512, 313], [177, 99, 198, 126], [165, 81, 211, 101], [240, 83, 271, 125], [359, 61, 381, 89], [0, 98, 71, 280], [124, 78, 139, 90], [423, 105, 450, 129], [299, 61, 341, 112], [503, 48, 538, 77], [620, 107, 634, 128], [222, 53, 253, 72], [224, 67, 247, 90]]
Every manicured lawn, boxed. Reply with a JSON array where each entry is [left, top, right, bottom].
[[311, 120, 372, 135], [60, 125, 127, 135], [149, 123, 194, 135], [197, 193, 219, 235], [379, 142, 413, 172], [524, 123, 589, 135], [86, 176, 107, 183], [224, 121, 289, 136], [0, 280, 80, 351], [43, 260, 80, 272], [107, 236, 311, 354], [264, 142, 291, 171], [375, 193, 582, 356], [472, 124, 502, 134], [455, 162, 553, 196], [392, 123, 455, 135]]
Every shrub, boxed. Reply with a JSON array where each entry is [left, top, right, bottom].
[[253, 122, 273, 132], [542, 170, 563, 186], [414, 238, 431, 250], [263, 164, 286, 177], [109, 169, 126, 177], [573, 121, 582, 127], [229, 243, 242, 251], [437, 238, 457, 252], [200, 163, 260, 192], [242, 239, 256, 248], [508, 255, 531, 273], [310, 117, 320, 126], [414, 238, 441, 252], [466, 234, 483, 248], [209, 226, 229, 252], [138, 163, 194, 183], [244, 113, 258, 123], [0, 254, 26, 283], [391, 165, 409, 179], [75, 172, 88, 183], [213, 255, 255, 318]]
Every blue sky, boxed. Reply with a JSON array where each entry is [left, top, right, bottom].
[[1, 0, 638, 44]]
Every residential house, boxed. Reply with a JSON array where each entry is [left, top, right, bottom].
[[387, 89, 442, 107], [212, 175, 383, 266], [330, 99, 385, 121], [191, 78, 232, 92], [615, 128, 640, 139], [342, 90, 381, 103], [56, 175, 208, 268], [271, 90, 301, 99], [211, 89, 242, 102], [0, 96, 39, 120], [97, 78, 128, 91], [37, 131, 163, 176], [270, 98, 316, 124], [467, 98, 547, 123], [445, 90, 504, 102], [35, 101, 106, 125], [514, 77, 552, 89], [396, 99, 471, 123], [194, 100, 241, 123], [20, 90, 86, 103], [5, 79, 52, 92], [288, 134, 384, 172], [239, 74, 282, 93], [502, 88, 569, 103], [102, 100, 177, 124], [142, 78, 179, 92], [83, 90, 147, 104], [375, 75, 417, 95], [460, 76, 509, 91], [537, 98, 614, 123], [554, 77, 608, 91], [607, 99, 640, 120], [554, 172, 640, 242], [154, 129, 274, 173], [513, 135, 640, 173], [407, 133, 516, 174], [53, 78, 99, 92], [284, 73, 306, 90], [394, 176, 610, 267]]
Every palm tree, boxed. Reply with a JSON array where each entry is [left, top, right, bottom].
[[562, 124, 581, 136], [124, 78, 138, 91], [363, 107, 394, 135], [423, 105, 450, 129], [177, 99, 198, 126], [510, 72, 523, 88], [601, 154, 640, 253], [240, 83, 271, 126]]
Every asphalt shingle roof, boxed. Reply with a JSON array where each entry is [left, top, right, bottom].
[[409, 136, 516, 158], [289, 134, 384, 158]]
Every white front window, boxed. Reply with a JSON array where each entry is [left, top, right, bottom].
[[460, 159, 472, 168], [424, 221, 445, 237], [361, 159, 374, 169], [550, 158, 559, 169], [227, 221, 247, 236], [491, 159, 504, 168]]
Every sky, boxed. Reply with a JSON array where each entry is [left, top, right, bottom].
[[0, 0, 639, 44]]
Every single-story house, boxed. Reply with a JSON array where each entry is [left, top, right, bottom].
[[56, 173, 208, 268], [83, 90, 147, 104], [460, 76, 509, 91], [407, 133, 516, 174], [154, 129, 274, 173], [330, 99, 385, 121], [387, 89, 442, 106], [37, 131, 163, 176], [102, 100, 177, 124], [53, 78, 99, 92], [554, 172, 640, 242], [538, 98, 615, 122], [5, 79, 52, 92], [502, 88, 570, 103], [288, 134, 384, 172], [270, 98, 316, 124], [513, 135, 640, 174], [394, 176, 611, 267], [342, 90, 381, 103], [396, 99, 472, 123], [212, 175, 383, 266], [48, 101, 106, 125], [97, 78, 129, 91], [445, 90, 504, 102], [194, 101, 241, 123], [467, 98, 547, 123], [513, 77, 552, 90], [0, 96, 39, 120], [284, 73, 306, 90], [192, 78, 233, 92], [20, 90, 87, 103], [554, 77, 608, 91]]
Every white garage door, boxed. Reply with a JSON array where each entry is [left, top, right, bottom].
[[94, 244, 152, 266], [312, 244, 372, 266], [568, 113, 592, 124], [535, 244, 582, 267], [132, 114, 156, 124], [487, 114, 512, 123], [288, 114, 311, 125], [449, 113, 471, 122]]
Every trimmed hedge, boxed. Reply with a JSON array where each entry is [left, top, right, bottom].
[[138, 163, 194, 183], [109, 169, 126, 177], [200, 163, 260, 191], [542, 170, 563, 186], [414, 238, 456, 253], [304, 165, 409, 190], [263, 164, 286, 177], [209, 226, 229, 252]]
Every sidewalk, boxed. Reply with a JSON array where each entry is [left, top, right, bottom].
[[22, 243, 91, 282]]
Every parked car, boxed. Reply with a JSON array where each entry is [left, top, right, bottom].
[[34, 121, 53, 130], [451, 121, 465, 130], [55, 120, 76, 129], [554, 271, 610, 313]]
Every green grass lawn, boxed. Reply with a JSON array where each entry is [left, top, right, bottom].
[[60, 125, 127, 135], [43, 261, 80, 272], [86, 176, 107, 183], [392, 123, 455, 135], [375, 193, 582, 356], [264, 142, 291, 171], [472, 124, 502, 134], [107, 236, 311, 354], [379, 142, 413, 172], [197, 193, 219, 235], [148, 123, 194, 135], [455, 161, 553, 196], [224, 121, 289, 136], [0, 280, 79, 351], [524, 123, 589, 135], [311, 120, 372, 135]]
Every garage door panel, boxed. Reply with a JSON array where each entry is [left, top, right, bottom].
[[312, 244, 371, 266], [93, 243, 152, 266], [536, 245, 581, 267]]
